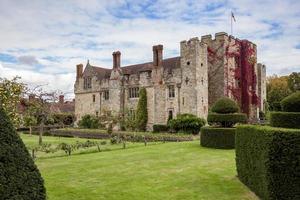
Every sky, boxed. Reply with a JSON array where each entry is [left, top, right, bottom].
[[0, 0, 299, 99]]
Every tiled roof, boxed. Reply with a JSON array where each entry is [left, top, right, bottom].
[[90, 57, 181, 80]]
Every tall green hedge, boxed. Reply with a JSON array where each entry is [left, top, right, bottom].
[[270, 112, 300, 128], [236, 125, 300, 200], [280, 91, 300, 112], [135, 87, 148, 131], [0, 107, 46, 199], [200, 127, 235, 149]]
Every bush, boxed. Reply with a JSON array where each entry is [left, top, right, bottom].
[[153, 124, 168, 133], [52, 113, 75, 125], [168, 113, 206, 134], [78, 114, 100, 129], [236, 125, 300, 200], [207, 113, 247, 127], [280, 91, 300, 112], [211, 97, 239, 114], [135, 88, 148, 131], [0, 107, 46, 199], [200, 127, 235, 149], [270, 112, 300, 128]]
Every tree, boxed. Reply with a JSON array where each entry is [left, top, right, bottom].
[[287, 72, 300, 92], [267, 75, 292, 111], [23, 114, 37, 135], [0, 107, 46, 199], [0, 76, 25, 126], [135, 87, 148, 131]]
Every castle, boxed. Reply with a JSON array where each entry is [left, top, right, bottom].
[[74, 32, 267, 129]]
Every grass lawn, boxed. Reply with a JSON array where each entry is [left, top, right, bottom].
[[21, 135, 257, 200]]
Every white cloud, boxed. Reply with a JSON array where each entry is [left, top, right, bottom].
[[0, 0, 299, 94]]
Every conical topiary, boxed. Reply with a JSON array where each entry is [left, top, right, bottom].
[[0, 107, 46, 199]]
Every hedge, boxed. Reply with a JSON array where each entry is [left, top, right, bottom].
[[211, 97, 239, 114], [152, 124, 169, 133], [0, 108, 46, 199], [270, 112, 300, 129], [280, 91, 300, 112], [236, 125, 300, 200], [200, 127, 235, 149], [207, 113, 247, 127], [51, 128, 193, 142], [168, 114, 206, 134]]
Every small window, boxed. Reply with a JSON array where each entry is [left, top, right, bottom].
[[96, 111, 99, 117], [187, 61, 190, 65], [201, 78, 204, 85], [129, 87, 139, 98], [201, 63, 203, 66], [168, 85, 175, 98], [84, 77, 92, 89], [147, 71, 152, 78], [104, 90, 109, 100], [168, 110, 173, 120], [92, 94, 95, 102], [182, 97, 185, 105]]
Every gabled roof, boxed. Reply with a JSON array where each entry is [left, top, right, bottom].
[[87, 56, 181, 80]]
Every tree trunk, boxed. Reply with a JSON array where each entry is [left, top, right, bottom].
[[39, 123, 43, 145], [29, 126, 32, 136]]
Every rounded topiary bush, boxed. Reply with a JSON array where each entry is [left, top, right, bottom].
[[280, 92, 300, 112], [211, 97, 239, 114], [0, 107, 46, 199], [208, 113, 247, 128]]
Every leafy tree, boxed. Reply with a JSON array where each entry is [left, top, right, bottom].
[[0, 76, 25, 126], [135, 87, 148, 131], [23, 115, 37, 135], [267, 75, 292, 111], [78, 114, 100, 129], [287, 72, 300, 92], [0, 107, 46, 199]]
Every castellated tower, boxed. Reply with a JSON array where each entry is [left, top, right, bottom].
[[180, 37, 208, 119]]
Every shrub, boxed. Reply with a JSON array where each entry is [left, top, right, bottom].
[[153, 124, 169, 133], [280, 91, 300, 112], [0, 107, 46, 199], [52, 113, 75, 125], [236, 125, 300, 200], [259, 111, 265, 120], [211, 97, 239, 114], [135, 88, 148, 131], [270, 112, 300, 128], [207, 113, 247, 127], [168, 113, 206, 134], [200, 127, 235, 149], [78, 114, 100, 129]]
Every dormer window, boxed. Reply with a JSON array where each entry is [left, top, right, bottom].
[[84, 77, 92, 89], [168, 85, 175, 98]]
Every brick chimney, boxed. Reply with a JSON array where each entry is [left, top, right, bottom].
[[153, 45, 163, 66], [112, 51, 121, 69], [59, 95, 64, 104], [76, 64, 83, 81]]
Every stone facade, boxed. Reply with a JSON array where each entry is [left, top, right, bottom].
[[74, 32, 267, 129]]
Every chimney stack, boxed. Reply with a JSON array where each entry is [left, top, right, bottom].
[[153, 45, 163, 66], [76, 64, 83, 80], [59, 95, 64, 104], [112, 51, 121, 69]]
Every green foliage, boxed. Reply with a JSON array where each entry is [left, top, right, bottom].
[[200, 127, 235, 149], [0, 107, 46, 199], [135, 88, 148, 131], [152, 124, 169, 133], [0, 76, 25, 126], [207, 113, 247, 128], [52, 113, 75, 125], [78, 114, 100, 129], [23, 115, 37, 127], [280, 91, 300, 112], [168, 113, 206, 134], [287, 72, 300, 92], [211, 97, 239, 114], [107, 123, 113, 134], [235, 125, 300, 200], [270, 112, 300, 128]]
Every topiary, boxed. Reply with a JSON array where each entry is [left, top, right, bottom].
[[211, 97, 239, 114], [280, 91, 300, 112], [0, 107, 46, 199], [135, 87, 148, 131]]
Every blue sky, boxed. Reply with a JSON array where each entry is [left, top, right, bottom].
[[0, 0, 299, 97]]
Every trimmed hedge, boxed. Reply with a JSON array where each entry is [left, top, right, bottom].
[[168, 113, 206, 134], [211, 97, 239, 114], [236, 125, 300, 200], [207, 113, 247, 127], [280, 91, 300, 112], [51, 128, 193, 142], [0, 107, 46, 199], [152, 124, 168, 133], [270, 112, 300, 128], [200, 127, 235, 149]]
